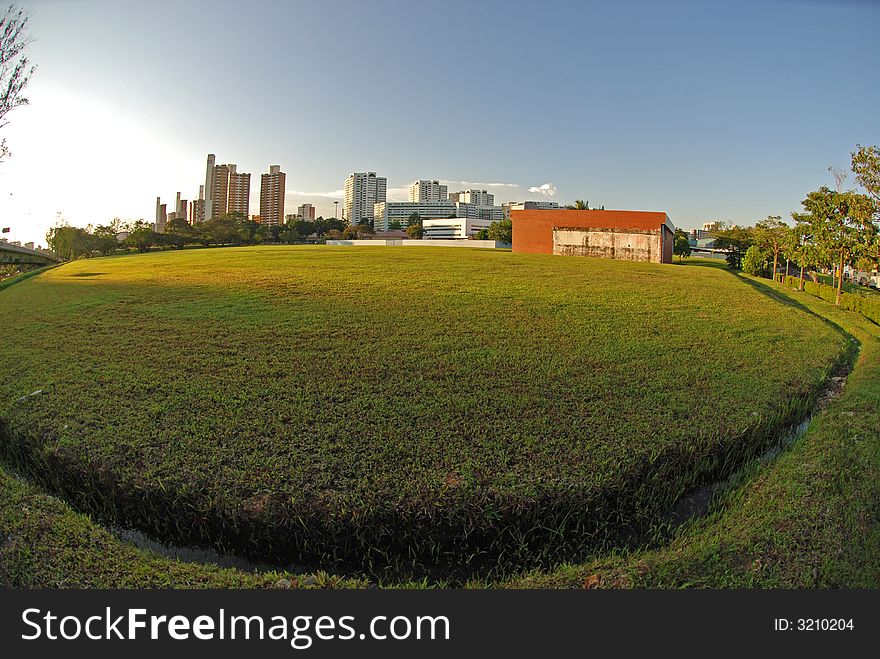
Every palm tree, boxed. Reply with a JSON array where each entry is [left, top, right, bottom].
[[574, 199, 589, 210]]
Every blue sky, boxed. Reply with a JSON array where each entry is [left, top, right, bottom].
[[1, 0, 878, 245]]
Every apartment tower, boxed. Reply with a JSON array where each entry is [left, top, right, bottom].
[[227, 165, 251, 217], [259, 165, 286, 226], [297, 203, 316, 221], [190, 185, 206, 224], [344, 172, 386, 225], [155, 197, 167, 232], [409, 180, 448, 202]]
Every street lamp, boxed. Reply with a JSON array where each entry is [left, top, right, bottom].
[[334, 201, 338, 219]]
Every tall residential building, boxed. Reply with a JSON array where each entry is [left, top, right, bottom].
[[259, 165, 286, 226], [175, 192, 188, 219], [204, 153, 250, 219], [409, 180, 448, 202], [297, 203, 316, 221], [209, 162, 231, 217], [204, 154, 216, 220], [344, 172, 386, 225], [449, 189, 494, 206], [190, 185, 206, 224], [155, 197, 167, 232], [227, 165, 250, 217]]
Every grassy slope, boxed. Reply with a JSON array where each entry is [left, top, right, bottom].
[[0, 249, 856, 583], [0, 468, 367, 588], [500, 270, 880, 588]]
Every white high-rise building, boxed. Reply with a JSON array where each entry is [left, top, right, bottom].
[[449, 189, 494, 206], [344, 172, 386, 225], [409, 180, 448, 202]]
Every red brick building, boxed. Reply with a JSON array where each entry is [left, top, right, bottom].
[[511, 209, 675, 264]]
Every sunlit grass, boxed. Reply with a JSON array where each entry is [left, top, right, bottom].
[[0, 247, 848, 580]]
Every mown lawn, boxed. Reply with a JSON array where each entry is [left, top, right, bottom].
[[500, 271, 880, 588], [0, 247, 849, 581]]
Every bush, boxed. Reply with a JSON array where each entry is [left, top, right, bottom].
[[783, 276, 880, 325], [742, 245, 768, 276]]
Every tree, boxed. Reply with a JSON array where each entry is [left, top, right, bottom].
[[388, 220, 403, 231], [673, 228, 691, 262], [487, 218, 512, 244], [712, 224, 754, 270], [407, 212, 421, 227], [293, 219, 315, 238], [124, 220, 159, 253], [164, 217, 196, 248], [46, 224, 92, 260], [92, 220, 122, 255], [797, 186, 876, 305], [852, 144, 880, 203], [0, 5, 35, 161], [405, 224, 424, 239], [474, 228, 490, 240], [573, 199, 589, 210], [782, 220, 814, 290], [753, 215, 788, 280], [742, 244, 769, 276]]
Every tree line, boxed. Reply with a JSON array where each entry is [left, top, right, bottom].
[[46, 213, 351, 260], [703, 145, 879, 306]]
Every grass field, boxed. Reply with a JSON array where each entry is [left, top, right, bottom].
[[0, 247, 852, 583]]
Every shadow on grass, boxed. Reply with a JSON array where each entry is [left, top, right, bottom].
[[682, 258, 857, 345]]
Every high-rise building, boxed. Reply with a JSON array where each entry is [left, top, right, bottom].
[[259, 165, 286, 226], [449, 189, 494, 206], [190, 185, 206, 224], [204, 154, 216, 220], [409, 180, 447, 202], [204, 153, 250, 219], [227, 165, 250, 217], [344, 172, 386, 225], [175, 192, 188, 219], [297, 203, 316, 221], [209, 163, 231, 218], [155, 197, 167, 232]]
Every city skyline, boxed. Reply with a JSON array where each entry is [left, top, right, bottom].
[[1, 0, 879, 245]]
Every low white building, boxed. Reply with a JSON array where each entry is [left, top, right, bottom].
[[422, 217, 493, 239], [373, 200, 457, 231], [502, 200, 560, 218]]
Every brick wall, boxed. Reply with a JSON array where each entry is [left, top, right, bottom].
[[511, 209, 673, 264]]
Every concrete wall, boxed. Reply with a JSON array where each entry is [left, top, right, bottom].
[[402, 240, 505, 249], [511, 209, 674, 264], [553, 227, 662, 263], [326, 239, 402, 246]]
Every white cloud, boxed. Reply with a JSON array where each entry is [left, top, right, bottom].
[[528, 183, 557, 197]]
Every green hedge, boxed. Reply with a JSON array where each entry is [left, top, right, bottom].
[[783, 276, 880, 325], [0, 265, 58, 293]]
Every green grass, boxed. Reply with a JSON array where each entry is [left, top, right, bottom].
[[0, 264, 59, 292], [0, 247, 850, 582], [498, 273, 880, 588]]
